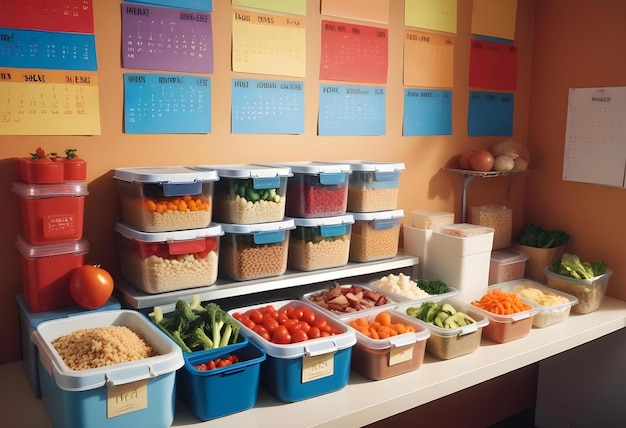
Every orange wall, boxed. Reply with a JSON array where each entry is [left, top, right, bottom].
[[1, 0, 534, 363], [525, 0, 626, 302]]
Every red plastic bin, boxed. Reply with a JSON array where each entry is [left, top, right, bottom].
[[15, 235, 89, 312]]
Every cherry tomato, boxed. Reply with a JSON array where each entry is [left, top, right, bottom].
[[298, 306, 316, 324], [234, 313, 255, 330], [277, 311, 289, 324], [69, 265, 114, 310], [249, 309, 264, 324], [262, 315, 280, 334], [307, 326, 321, 339], [271, 325, 291, 344], [291, 329, 309, 343], [253, 325, 271, 341], [289, 307, 304, 320]]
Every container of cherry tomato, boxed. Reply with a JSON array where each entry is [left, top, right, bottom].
[[341, 308, 430, 380], [229, 300, 356, 402], [176, 339, 266, 421], [262, 161, 351, 218], [114, 166, 218, 232]]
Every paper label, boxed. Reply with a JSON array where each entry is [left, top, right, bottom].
[[301, 352, 334, 383], [107, 380, 148, 418], [389, 343, 414, 366]]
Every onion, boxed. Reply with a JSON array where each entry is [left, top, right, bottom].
[[493, 155, 515, 171], [491, 139, 530, 162], [513, 158, 528, 170]]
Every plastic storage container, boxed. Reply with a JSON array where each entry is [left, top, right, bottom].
[[489, 248, 529, 285], [228, 300, 356, 402], [470, 205, 512, 250], [115, 222, 222, 294], [176, 340, 266, 421], [15, 155, 87, 183], [511, 243, 566, 282], [342, 308, 429, 380], [544, 267, 612, 314], [16, 235, 89, 312], [288, 214, 354, 271], [402, 225, 432, 278], [14, 294, 121, 398], [336, 160, 405, 212], [114, 166, 218, 232], [368, 274, 459, 303], [31, 310, 184, 428], [349, 209, 404, 262], [198, 164, 291, 224], [467, 288, 538, 343], [302, 283, 395, 318], [267, 161, 350, 218], [494, 279, 578, 328], [425, 224, 494, 295], [410, 209, 455, 230], [12, 181, 88, 246], [218, 219, 295, 281], [397, 299, 489, 360]]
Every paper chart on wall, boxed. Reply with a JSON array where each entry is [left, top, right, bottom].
[[0, 0, 94, 33], [563, 87, 626, 188], [321, 0, 390, 24], [232, 0, 306, 16], [403, 30, 454, 88], [405, 0, 457, 34]]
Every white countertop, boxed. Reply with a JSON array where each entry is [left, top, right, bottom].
[[3, 296, 625, 428]]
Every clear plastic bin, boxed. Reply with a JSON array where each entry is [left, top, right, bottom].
[[544, 267, 612, 314], [489, 248, 529, 285], [349, 210, 404, 262]]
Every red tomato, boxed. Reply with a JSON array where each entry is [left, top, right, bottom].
[[262, 315, 280, 334], [307, 326, 321, 339], [234, 313, 255, 330], [253, 325, 271, 341], [469, 150, 494, 172], [459, 149, 476, 170], [249, 309, 264, 324], [291, 329, 309, 343], [69, 265, 114, 310], [271, 325, 292, 344], [298, 306, 316, 325], [289, 307, 304, 320]]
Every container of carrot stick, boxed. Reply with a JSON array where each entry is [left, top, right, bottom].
[[466, 286, 538, 343]]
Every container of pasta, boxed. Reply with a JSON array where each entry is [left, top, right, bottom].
[[31, 310, 184, 428], [114, 166, 218, 232], [115, 222, 222, 293], [218, 219, 295, 281], [349, 210, 404, 262], [410, 209, 454, 230], [489, 248, 529, 285], [197, 163, 291, 224], [470, 205, 512, 250], [494, 279, 578, 328], [544, 267, 612, 314], [288, 214, 353, 271], [331, 160, 405, 212]]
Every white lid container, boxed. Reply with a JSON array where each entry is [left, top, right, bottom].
[[349, 210, 404, 262], [489, 248, 529, 285]]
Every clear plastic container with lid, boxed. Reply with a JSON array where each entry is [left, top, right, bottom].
[[489, 248, 529, 285], [218, 219, 295, 281], [349, 210, 404, 262], [115, 222, 222, 293], [289, 214, 354, 271], [114, 166, 218, 232], [326, 160, 404, 212], [197, 164, 291, 224], [261, 161, 351, 218]]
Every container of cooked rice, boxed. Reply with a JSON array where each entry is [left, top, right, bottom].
[[31, 310, 184, 428]]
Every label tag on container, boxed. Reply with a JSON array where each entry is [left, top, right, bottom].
[[107, 379, 148, 418], [389, 343, 414, 366], [301, 352, 334, 383]]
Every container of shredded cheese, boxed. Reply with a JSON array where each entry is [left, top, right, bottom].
[[493, 279, 578, 328]]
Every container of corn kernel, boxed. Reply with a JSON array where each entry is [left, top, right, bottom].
[[114, 166, 218, 232], [349, 210, 404, 262], [470, 205, 512, 250], [115, 222, 223, 294]]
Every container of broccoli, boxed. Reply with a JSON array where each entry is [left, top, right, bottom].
[[511, 223, 571, 281]]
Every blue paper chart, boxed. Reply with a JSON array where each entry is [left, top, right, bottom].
[[403, 89, 452, 136], [318, 84, 386, 136], [124, 73, 211, 134], [468, 91, 514, 136]]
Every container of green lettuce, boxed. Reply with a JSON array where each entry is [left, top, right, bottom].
[[544, 254, 611, 314], [511, 224, 571, 281]]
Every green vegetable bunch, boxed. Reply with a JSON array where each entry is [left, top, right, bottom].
[[229, 179, 281, 203], [148, 296, 240, 352], [412, 278, 450, 295], [515, 224, 570, 248], [549, 253, 607, 280]]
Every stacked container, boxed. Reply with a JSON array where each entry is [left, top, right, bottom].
[[329, 161, 405, 263], [12, 160, 89, 313], [260, 161, 354, 272], [113, 167, 222, 293], [196, 164, 294, 281]]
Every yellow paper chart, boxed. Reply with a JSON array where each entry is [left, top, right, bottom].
[[404, 30, 454, 88], [232, 0, 306, 16], [0, 68, 101, 135], [405, 0, 457, 34], [471, 0, 518, 40], [321, 0, 390, 24], [232, 9, 306, 77]]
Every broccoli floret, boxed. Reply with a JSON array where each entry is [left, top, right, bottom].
[[190, 327, 214, 351], [219, 316, 240, 348], [550, 253, 607, 280]]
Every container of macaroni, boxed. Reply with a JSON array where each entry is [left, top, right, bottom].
[[197, 164, 291, 224], [328, 160, 404, 212], [495, 279, 579, 328], [410, 209, 454, 230], [470, 205, 512, 250], [288, 214, 354, 271], [544, 267, 612, 314], [114, 166, 218, 232], [218, 219, 295, 281], [348, 210, 404, 262], [115, 222, 222, 294]]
